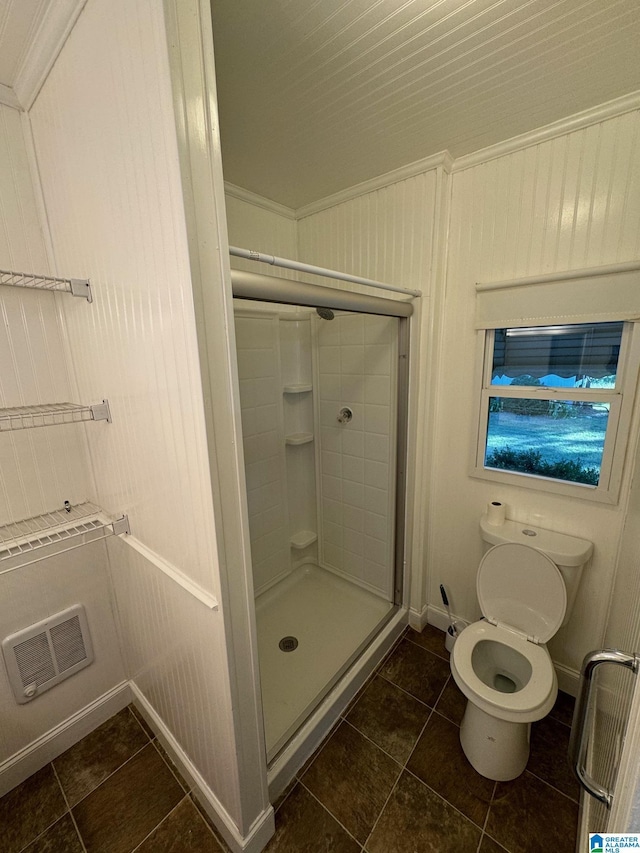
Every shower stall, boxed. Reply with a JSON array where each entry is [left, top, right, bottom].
[[231, 269, 412, 770]]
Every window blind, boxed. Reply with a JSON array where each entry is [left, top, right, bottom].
[[475, 262, 640, 330]]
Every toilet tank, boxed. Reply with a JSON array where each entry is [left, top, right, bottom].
[[480, 516, 593, 626]]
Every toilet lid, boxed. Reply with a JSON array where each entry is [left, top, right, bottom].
[[477, 543, 567, 643]]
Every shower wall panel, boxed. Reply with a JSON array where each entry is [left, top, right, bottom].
[[316, 313, 397, 598], [234, 313, 289, 593]]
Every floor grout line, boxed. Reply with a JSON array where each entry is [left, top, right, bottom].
[[129, 793, 190, 852], [476, 780, 498, 853], [50, 762, 88, 853], [59, 739, 153, 811], [298, 777, 365, 850], [150, 739, 191, 794]]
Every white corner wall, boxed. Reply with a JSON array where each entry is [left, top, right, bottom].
[[0, 101, 125, 782], [432, 109, 640, 677], [25, 0, 249, 833]]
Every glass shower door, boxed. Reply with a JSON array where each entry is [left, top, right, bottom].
[[234, 300, 402, 761]]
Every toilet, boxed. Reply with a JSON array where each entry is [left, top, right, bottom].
[[450, 516, 593, 781]]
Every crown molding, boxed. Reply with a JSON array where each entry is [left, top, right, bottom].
[[296, 150, 452, 220], [224, 182, 296, 220], [451, 90, 640, 174], [0, 84, 21, 110], [13, 0, 88, 112]]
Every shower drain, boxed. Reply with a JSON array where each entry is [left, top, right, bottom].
[[279, 636, 299, 652]]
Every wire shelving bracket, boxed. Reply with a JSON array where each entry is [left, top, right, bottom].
[[0, 269, 92, 302], [0, 400, 111, 432], [0, 502, 131, 572]]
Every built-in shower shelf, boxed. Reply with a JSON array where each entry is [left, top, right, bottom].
[[0, 268, 92, 302], [0, 502, 130, 572], [283, 384, 312, 394], [290, 530, 317, 550], [285, 432, 314, 446], [0, 401, 111, 432]]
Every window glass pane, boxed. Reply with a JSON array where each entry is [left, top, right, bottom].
[[484, 397, 610, 485], [491, 323, 623, 389]]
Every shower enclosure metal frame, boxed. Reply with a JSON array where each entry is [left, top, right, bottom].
[[231, 268, 413, 795]]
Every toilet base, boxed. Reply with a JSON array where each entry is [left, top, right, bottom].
[[459, 700, 531, 781]]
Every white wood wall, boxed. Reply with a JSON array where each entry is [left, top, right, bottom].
[[434, 109, 640, 676], [0, 102, 125, 767], [26, 0, 244, 825]]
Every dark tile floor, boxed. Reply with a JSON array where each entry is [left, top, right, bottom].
[[266, 625, 580, 853], [1, 705, 226, 853], [2, 624, 579, 853]]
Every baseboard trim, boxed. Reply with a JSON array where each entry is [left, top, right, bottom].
[[129, 683, 274, 853], [421, 605, 580, 698], [0, 680, 131, 798], [554, 663, 579, 698]]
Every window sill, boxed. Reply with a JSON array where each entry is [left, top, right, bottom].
[[469, 465, 619, 505]]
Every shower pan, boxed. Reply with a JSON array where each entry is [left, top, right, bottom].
[[232, 271, 412, 778]]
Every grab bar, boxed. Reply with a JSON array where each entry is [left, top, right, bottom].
[[569, 648, 640, 808]]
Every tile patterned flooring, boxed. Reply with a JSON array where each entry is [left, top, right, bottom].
[[2, 624, 579, 852]]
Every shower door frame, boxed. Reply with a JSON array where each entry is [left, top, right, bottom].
[[231, 282, 412, 792]]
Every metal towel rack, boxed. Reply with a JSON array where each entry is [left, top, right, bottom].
[[569, 648, 640, 808]]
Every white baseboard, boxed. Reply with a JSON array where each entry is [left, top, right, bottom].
[[555, 662, 579, 698], [419, 604, 580, 698], [0, 681, 131, 798], [129, 683, 274, 853]]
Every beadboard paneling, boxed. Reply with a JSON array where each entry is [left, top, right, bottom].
[[431, 109, 640, 673], [297, 171, 436, 297], [225, 191, 299, 280], [27, 0, 243, 825], [0, 103, 88, 528], [29, 0, 220, 594], [0, 540, 125, 763], [107, 536, 240, 819]]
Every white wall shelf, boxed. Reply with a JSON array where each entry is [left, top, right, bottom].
[[0, 401, 111, 432], [0, 268, 92, 302], [290, 530, 317, 550], [285, 432, 314, 446], [0, 502, 130, 573], [283, 384, 312, 394]]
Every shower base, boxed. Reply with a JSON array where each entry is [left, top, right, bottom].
[[255, 563, 392, 761]]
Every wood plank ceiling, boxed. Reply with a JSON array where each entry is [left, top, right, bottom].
[[210, 0, 640, 208], [0, 0, 49, 89]]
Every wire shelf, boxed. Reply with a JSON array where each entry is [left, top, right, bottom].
[[0, 269, 92, 302], [0, 502, 130, 572], [0, 401, 111, 432]]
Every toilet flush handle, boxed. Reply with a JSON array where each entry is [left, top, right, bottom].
[[569, 648, 640, 808]]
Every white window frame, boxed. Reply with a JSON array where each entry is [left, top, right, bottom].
[[470, 322, 640, 504]]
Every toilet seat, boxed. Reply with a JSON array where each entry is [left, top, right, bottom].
[[477, 543, 567, 643], [451, 620, 557, 723]]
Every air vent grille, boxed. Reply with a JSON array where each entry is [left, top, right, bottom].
[[50, 616, 87, 672], [2, 605, 94, 703], [14, 633, 56, 687]]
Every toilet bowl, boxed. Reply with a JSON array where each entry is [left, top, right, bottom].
[[450, 540, 568, 781]]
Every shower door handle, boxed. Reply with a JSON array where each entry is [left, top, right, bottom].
[[569, 648, 640, 808]]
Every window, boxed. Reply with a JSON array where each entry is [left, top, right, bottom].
[[472, 322, 640, 503]]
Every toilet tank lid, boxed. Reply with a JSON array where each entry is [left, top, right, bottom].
[[480, 516, 593, 566]]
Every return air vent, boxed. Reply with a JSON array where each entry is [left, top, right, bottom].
[[2, 605, 94, 704]]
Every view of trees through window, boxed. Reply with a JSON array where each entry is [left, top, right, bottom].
[[484, 323, 622, 486]]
